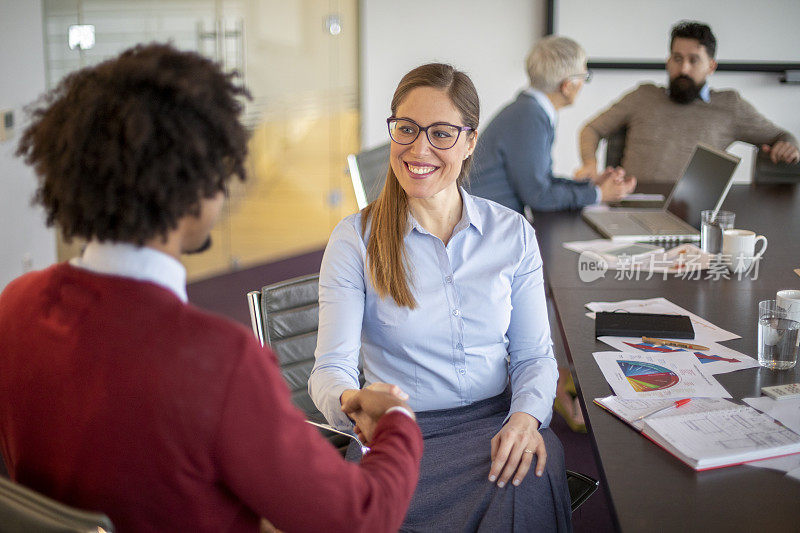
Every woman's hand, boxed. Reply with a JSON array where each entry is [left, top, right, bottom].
[[489, 412, 546, 487]]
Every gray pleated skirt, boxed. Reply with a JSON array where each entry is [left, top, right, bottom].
[[347, 390, 572, 532]]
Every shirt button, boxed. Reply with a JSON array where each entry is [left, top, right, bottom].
[[456, 342, 463, 350], [459, 368, 467, 375], [445, 276, 453, 284], [452, 309, 461, 317]]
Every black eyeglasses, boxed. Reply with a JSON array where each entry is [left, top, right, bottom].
[[565, 70, 593, 83], [386, 117, 473, 150]]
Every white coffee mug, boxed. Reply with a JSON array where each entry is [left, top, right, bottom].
[[722, 229, 768, 273], [777, 289, 800, 323]]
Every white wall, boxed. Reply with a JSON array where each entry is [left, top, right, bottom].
[[552, 69, 800, 184], [360, 0, 800, 185], [556, 0, 800, 63], [0, 0, 56, 291], [359, 0, 543, 148]]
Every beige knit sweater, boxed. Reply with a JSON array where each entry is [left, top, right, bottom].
[[580, 83, 798, 183]]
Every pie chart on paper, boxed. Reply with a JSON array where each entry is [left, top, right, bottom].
[[617, 360, 680, 392]]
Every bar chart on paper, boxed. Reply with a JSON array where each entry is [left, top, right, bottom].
[[598, 336, 760, 375]]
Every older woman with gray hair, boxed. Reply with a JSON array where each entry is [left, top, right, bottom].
[[469, 35, 635, 213]]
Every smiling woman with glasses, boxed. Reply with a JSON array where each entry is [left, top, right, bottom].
[[309, 62, 572, 532]]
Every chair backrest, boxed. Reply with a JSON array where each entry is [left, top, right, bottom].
[[347, 143, 390, 209], [246, 274, 351, 453], [752, 148, 800, 183], [604, 126, 627, 168], [0, 476, 114, 533]]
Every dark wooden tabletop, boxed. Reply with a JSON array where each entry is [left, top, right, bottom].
[[532, 183, 800, 532]]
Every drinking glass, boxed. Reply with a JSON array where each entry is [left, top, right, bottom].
[[758, 300, 799, 370], [700, 210, 734, 254]]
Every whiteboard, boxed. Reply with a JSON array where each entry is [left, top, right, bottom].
[[554, 0, 800, 64]]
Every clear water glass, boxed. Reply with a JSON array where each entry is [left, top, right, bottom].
[[758, 300, 800, 370]]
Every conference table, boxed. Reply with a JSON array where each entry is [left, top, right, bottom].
[[532, 183, 800, 532]]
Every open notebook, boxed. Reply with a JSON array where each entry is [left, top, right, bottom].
[[595, 396, 800, 470]]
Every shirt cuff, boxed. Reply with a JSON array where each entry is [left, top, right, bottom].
[[385, 406, 415, 420], [593, 185, 602, 204], [322, 384, 356, 430], [509, 393, 554, 429]]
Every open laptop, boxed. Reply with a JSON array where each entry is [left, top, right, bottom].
[[582, 144, 740, 242]]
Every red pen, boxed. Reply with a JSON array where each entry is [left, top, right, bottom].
[[633, 399, 692, 422]]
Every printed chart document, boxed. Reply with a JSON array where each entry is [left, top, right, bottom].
[[594, 396, 735, 431], [641, 405, 800, 470], [585, 297, 739, 342], [598, 336, 759, 376], [593, 351, 731, 399]]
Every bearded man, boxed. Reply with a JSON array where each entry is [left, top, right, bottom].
[[576, 21, 799, 183]]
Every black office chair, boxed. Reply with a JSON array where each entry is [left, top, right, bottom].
[[347, 143, 390, 209], [247, 274, 352, 454], [604, 126, 627, 168], [247, 274, 599, 511], [752, 147, 800, 183], [0, 476, 114, 533]]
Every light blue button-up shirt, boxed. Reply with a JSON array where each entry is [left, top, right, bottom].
[[308, 189, 558, 430]]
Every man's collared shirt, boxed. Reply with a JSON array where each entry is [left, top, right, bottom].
[[71, 241, 188, 302]]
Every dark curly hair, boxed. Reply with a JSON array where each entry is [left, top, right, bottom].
[[16, 43, 251, 245], [671, 21, 717, 59]]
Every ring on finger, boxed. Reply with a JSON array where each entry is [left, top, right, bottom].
[[524, 449, 534, 454]]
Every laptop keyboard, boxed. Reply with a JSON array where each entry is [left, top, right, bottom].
[[630, 213, 692, 234]]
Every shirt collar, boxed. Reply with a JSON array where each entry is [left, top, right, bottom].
[[699, 82, 711, 103], [70, 241, 188, 302], [523, 87, 557, 127], [406, 187, 484, 237]]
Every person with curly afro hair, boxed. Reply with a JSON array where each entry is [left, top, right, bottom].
[[0, 43, 423, 533]]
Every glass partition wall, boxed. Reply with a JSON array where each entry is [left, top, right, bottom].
[[43, 0, 360, 280]]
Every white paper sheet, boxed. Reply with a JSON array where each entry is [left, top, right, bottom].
[[585, 297, 739, 341], [595, 395, 735, 431], [745, 454, 800, 474], [597, 336, 759, 376], [563, 241, 712, 273], [743, 396, 800, 435], [593, 350, 731, 399]]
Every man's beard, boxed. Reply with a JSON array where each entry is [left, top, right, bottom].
[[668, 75, 702, 104], [185, 235, 212, 255]]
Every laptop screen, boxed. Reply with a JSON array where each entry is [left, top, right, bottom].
[[665, 144, 740, 229]]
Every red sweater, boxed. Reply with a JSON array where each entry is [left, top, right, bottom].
[[0, 264, 422, 532]]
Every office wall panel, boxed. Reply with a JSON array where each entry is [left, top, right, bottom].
[[0, 0, 57, 291]]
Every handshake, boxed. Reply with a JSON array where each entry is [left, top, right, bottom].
[[340, 383, 413, 444]]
